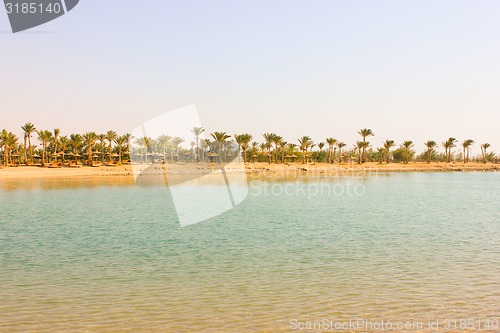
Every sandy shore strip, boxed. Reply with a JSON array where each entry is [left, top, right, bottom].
[[0, 162, 498, 180]]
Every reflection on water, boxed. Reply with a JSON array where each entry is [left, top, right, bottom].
[[0, 176, 136, 191]]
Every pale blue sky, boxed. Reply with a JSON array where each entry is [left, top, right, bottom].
[[1, 0, 499, 154]]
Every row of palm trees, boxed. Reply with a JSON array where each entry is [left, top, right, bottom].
[[1, 124, 132, 167], [0, 124, 496, 167]]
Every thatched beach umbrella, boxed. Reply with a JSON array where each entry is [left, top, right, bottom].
[[207, 152, 218, 162]]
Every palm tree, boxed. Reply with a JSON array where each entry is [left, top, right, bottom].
[[191, 127, 205, 162], [211, 132, 230, 164], [157, 135, 171, 163], [298, 136, 313, 164], [424, 140, 437, 163], [97, 134, 106, 163], [199, 139, 209, 162], [135, 136, 153, 162], [37, 130, 52, 166], [278, 139, 287, 163], [52, 128, 60, 158], [69, 133, 82, 164], [233, 134, 244, 163], [461, 139, 474, 163], [377, 147, 386, 164], [134, 137, 146, 163], [402, 140, 414, 164], [21, 123, 36, 164], [325, 138, 337, 163], [0, 130, 19, 166], [203, 138, 211, 162], [59, 136, 69, 163], [355, 141, 365, 164], [358, 128, 374, 163], [234, 134, 253, 163], [361, 141, 370, 163], [143, 137, 154, 162], [358, 128, 374, 141], [114, 135, 127, 165], [122, 133, 132, 162], [106, 130, 117, 163], [262, 133, 277, 164], [285, 143, 298, 160], [239, 134, 252, 163], [272, 135, 282, 163], [336, 141, 346, 164], [481, 143, 491, 163], [442, 137, 458, 163], [82, 131, 98, 165], [383, 139, 395, 164], [318, 142, 325, 152]]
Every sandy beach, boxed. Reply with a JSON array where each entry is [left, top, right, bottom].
[[0, 162, 498, 180]]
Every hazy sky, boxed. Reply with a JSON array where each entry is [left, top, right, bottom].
[[1, 0, 499, 154]]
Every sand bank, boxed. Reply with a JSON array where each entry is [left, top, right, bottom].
[[0, 162, 498, 180]]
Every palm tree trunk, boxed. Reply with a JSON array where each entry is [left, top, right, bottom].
[[196, 140, 199, 163], [41, 144, 45, 167], [109, 142, 112, 163], [23, 135, 27, 164], [28, 136, 33, 163]]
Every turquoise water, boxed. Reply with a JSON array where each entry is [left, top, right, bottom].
[[0, 173, 499, 332]]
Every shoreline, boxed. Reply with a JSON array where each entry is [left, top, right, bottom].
[[0, 162, 498, 180]]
